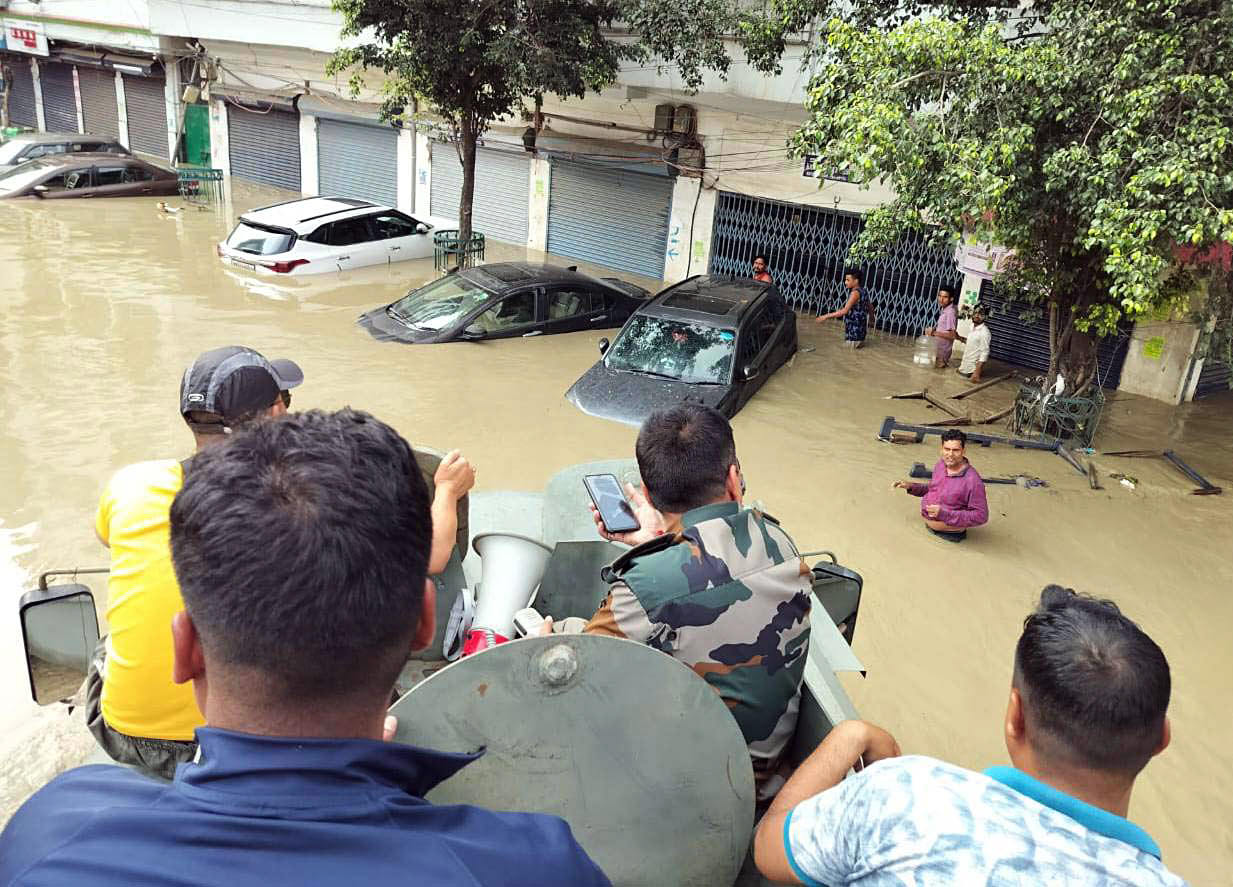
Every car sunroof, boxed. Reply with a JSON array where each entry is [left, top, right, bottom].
[[480, 265, 533, 283], [661, 292, 735, 315]]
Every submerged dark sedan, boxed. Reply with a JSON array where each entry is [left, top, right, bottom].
[[357, 262, 650, 344], [565, 276, 797, 425], [0, 153, 179, 199]]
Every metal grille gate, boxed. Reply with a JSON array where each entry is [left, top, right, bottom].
[[708, 192, 961, 336], [1194, 358, 1231, 398]]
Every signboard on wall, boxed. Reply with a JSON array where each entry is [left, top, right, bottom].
[[954, 239, 1015, 281], [3, 19, 49, 57]]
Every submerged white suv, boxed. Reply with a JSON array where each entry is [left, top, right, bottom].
[[217, 196, 457, 276]]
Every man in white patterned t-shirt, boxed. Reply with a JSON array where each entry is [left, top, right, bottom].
[[754, 585, 1186, 887], [957, 303, 992, 382]]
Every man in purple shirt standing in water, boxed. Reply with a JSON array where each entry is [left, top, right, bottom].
[[895, 429, 988, 541], [925, 285, 960, 368]]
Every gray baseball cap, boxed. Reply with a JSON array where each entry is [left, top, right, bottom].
[[180, 345, 304, 434]]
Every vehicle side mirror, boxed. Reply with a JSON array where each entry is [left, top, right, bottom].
[[742, 364, 760, 381], [32, 184, 49, 198], [416, 223, 429, 235], [462, 323, 487, 340], [598, 337, 610, 355], [19, 584, 100, 704]]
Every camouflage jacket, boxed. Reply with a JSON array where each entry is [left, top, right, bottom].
[[584, 502, 812, 772]]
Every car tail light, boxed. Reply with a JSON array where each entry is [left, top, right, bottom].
[[263, 259, 310, 274]]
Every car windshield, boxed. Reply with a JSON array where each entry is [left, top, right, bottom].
[[226, 222, 295, 255], [0, 141, 29, 165], [605, 315, 735, 384], [0, 159, 57, 194], [387, 275, 496, 332]]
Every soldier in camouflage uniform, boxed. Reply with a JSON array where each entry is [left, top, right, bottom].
[[583, 405, 812, 782]]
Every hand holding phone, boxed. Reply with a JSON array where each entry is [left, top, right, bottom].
[[583, 473, 640, 533]]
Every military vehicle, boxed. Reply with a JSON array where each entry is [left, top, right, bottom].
[[18, 457, 865, 886]]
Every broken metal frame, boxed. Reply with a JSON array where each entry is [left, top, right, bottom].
[[879, 416, 1060, 451], [1101, 449, 1223, 495]]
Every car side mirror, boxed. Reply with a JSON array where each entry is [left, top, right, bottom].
[[416, 223, 429, 235], [742, 364, 760, 381], [19, 583, 101, 704], [462, 323, 487, 340], [32, 184, 49, 198], [598, 337, 610, 355]]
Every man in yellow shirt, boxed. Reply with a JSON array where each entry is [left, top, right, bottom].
[[88, 346, 304, 778]]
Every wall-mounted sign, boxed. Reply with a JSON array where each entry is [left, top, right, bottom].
[[1142, 336, 1165, 360], [802, 154, 851, 183], [953, 240, 1015, 281], [3, 19, 49, 57]]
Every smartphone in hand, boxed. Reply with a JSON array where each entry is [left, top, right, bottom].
[[582, 473, 640, 534]]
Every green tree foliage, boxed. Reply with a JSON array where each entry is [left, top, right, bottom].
[[741, 0, 1233, 391], [329, 0, 634, 244], [329, 0, 731, 246]]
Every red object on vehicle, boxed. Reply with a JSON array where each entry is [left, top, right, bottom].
[[264, 258, 310, 274], [462, 628, 509, 656]]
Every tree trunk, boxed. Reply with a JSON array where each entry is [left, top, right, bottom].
[[1047, 300, 1060, 385], [457, 115, 478, 247], [1056, 317, 1098, 396]]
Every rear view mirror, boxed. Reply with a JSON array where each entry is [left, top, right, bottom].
[[416, 223, 429, 235], [19, 582, 101, 704], [598, 337, 610, 355], [32, 184, 49, 198], [742, 364, 760, 381], [462, 323, 487, 340]]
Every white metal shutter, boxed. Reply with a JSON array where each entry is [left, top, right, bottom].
[[317, 118, 397, 206], [3, 57, 38, 128], [228, 104, 301, 192], [77, 67, 120, 139], [430, 142, 530, 244], [547, 161, 672, 279], [122, 73, 169, 158], [39, 62, 78, 132]]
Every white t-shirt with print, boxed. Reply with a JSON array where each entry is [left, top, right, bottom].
[[784, 756, 1186, 887], [959, 324, 992, 373]]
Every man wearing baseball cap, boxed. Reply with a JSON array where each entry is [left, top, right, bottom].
[[87, 346, 303, 779]]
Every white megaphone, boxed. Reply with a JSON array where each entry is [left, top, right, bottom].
[[463, 532, 553, 656]]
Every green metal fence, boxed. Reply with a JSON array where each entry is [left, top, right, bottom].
[[177, 167, 224, 207]]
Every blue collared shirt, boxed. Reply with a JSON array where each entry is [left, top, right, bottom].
[[783, 755, 1187, 887], [0, 728, 610, 887]]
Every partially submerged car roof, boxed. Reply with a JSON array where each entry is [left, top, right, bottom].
[[460, 262, 642, 294], [240, 196, 388, 232], [4, 152, 169, 171], [641, 275, 772, 325]]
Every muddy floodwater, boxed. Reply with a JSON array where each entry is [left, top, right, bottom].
[[2, 186, 1231, 884]]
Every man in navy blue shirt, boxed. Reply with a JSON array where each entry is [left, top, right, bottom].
[[0, 408, 610, 887]]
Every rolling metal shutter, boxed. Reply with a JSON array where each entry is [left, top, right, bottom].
[[39, 62, 78, 132], [978, 280, 1131, 388], [122, 73, 169, 159], [317, 118, 397, 206], [430, 142, 530, 243], [547, 161, 672, 278], [227, 104, 301, 192], [77, 67, 120, 139], [1194, 358, 1231, 398], [4, 57, 38, 128]]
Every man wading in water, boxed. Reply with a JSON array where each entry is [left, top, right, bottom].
[[894, 429, 988, 541]]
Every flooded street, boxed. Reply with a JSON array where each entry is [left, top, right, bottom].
[[2, 186, 1232, 884]]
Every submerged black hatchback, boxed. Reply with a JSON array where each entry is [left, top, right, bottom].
[[357, 262, 649, 344], [565, 275, 797, 426]]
